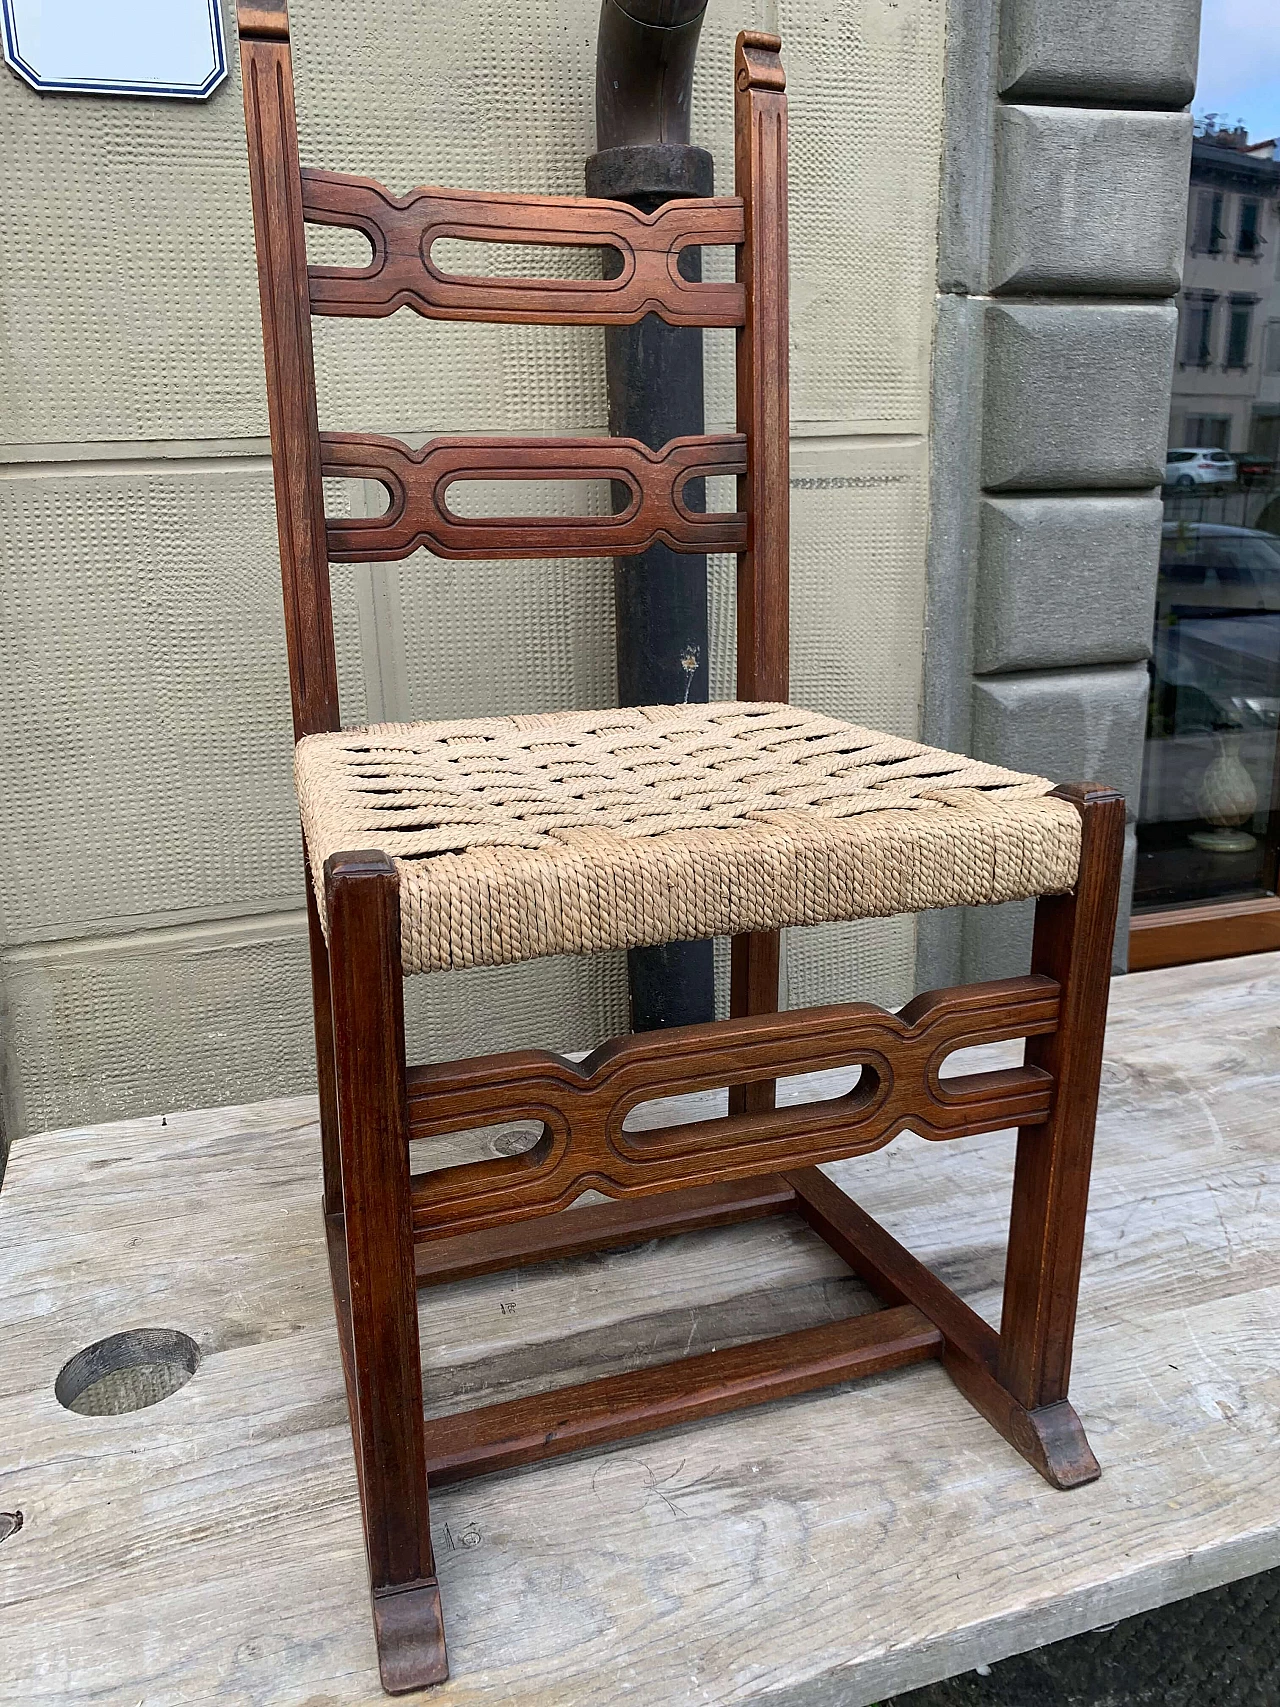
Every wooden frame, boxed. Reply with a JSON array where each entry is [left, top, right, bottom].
[[1129, 894, 1280, 971], [237, 2, 1126, 1691]]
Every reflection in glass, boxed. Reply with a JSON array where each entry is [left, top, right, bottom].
[[1136, 519, 1280, 907], [1136, 120, 1280, 917]]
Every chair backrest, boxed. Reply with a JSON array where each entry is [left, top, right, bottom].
[[236, 1, 789, 740]]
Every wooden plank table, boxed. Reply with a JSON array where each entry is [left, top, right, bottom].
[[3, 950, 1279, 1706]]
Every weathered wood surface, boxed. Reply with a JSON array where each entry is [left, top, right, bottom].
[[3, 951, 1280, 1705]]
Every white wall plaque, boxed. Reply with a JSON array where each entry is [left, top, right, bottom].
[[2, 0, 228, 99]]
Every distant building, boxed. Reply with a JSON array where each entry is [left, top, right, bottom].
[[1169, 134, 1280, 460]]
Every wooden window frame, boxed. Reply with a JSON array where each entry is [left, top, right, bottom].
[[1129, 894, 1280, 972]]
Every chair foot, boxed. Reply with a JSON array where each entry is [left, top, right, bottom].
[[1007, 1397, 1101, 1491], [370, 1578, 450, 1693]]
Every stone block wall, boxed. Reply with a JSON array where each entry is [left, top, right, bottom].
[[919, 0, 1199, 986]]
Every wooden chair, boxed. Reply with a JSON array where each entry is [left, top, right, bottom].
[[236, 2, 1125, 1691]]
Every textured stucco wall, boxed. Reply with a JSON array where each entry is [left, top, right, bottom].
[[0, 0, 946, 1141], [919, 0, 1199, 988]]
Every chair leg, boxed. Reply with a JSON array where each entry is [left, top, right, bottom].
[[998, 786, 1127, 1426], [305, 870, 342, 1219], [728, 927, 780, 1113], [326, 851, 448, 1693]]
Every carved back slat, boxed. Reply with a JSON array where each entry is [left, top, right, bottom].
[[302, 170, 747, 326], [236, 1, 790, 725], [320, 432, 747, 561]]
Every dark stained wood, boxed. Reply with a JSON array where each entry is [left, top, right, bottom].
[[302, 169, 746, 326], [326, 1213, 451, 1689], [733, 31, 790, 706], [236, 5, 1125, 1685], [321, 430, 746, 562], [304, 869, 342, 1219], [422, 1305, 943, 1485], [407, 976, 1061, 1238], [414, 1174, 797, 1282], [728, 927, 781, 1113], [787, 1167, 1100, 1490], [237, 12, 338, 741], [1128, 893, 1280, 972], [236, 0, 289, 36], [728, 32, 790, 1109], [325, 852, 447, 1691], [999, 786, 1127, 1413]]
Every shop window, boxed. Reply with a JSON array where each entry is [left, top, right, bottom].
[[1136, 30, 1280, 972]]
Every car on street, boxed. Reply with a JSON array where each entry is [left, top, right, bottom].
[[1164, 447, 1237, 487]]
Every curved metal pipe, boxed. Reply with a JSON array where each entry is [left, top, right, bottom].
[[595, 0, 708, 151]]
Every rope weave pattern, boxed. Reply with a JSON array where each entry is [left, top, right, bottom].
[[296, 702, 1082, 973]]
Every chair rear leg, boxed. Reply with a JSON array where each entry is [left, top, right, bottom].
[[728, 928, 780, 1114], [327, 851, 448, 1692], [998, 786, 1126, 1447]]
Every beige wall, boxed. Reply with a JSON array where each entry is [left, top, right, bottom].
[[0, 0, 945, 1140]]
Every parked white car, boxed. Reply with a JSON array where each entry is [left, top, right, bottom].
[[1164, 448, 1237, 487]]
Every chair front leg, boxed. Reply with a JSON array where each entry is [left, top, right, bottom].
[[326, 851, 448, 1691], [999, 786, 1126, 1441]]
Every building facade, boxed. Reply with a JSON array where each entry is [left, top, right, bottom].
[[1170, 137, 1280, 458], [0, 0, 1201, 1147]]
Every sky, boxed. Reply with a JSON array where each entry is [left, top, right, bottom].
[[1194, 0, 1280, 143]]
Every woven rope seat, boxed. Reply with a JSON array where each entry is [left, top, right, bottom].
[[296, 701, 1082, 974]]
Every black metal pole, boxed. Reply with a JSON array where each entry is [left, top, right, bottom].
[[587, 0, 716, 1030]]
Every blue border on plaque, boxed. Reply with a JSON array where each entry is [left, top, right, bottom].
[[1, 0, 228, 100]]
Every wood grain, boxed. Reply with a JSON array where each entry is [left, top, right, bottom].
[[326, 853, 446, 1689], [727, 30, 791, 1090], [1128, 893, 1280, 972], [320, 431, 747, 562], [4, 953, 1280, 1706], [413, 1175, 797, 1286], [422, 1305, 942, 1484], [999, 787, 1127, 1412], [236, 0, 289, 38], [733, 30, 790, 706], [237, 19, 338, 740], [231, 10, 1127, 1690], [406, 976, 1061, 1238], [302, 169, 746, 326], [788, 1165, 1100, 1490]]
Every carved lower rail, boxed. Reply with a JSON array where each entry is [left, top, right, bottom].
[[406, 975, 1061, 1240]]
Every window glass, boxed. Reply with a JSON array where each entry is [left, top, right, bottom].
[[1226, 300, 1255, 367], [1239, 198, 1262, 256], [1138, 33, 1280, 922], [1181, 296, 1216, 364]]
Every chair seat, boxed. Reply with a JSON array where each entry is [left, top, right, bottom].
[[295, 701, 1082, 974]]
